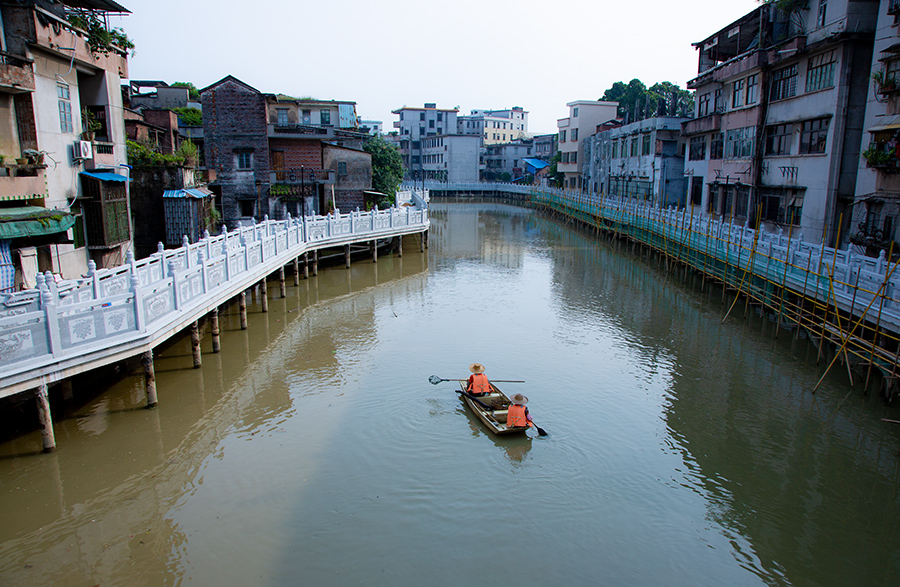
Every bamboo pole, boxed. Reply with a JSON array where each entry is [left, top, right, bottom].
[[775, 213, 795, 338], [722, 205, 762, 324], [812, 255, 900, 393], [865, 242, 893, 391]]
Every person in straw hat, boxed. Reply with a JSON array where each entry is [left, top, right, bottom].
[[506, 393, 533, 429], [466, 363, 491, 396]]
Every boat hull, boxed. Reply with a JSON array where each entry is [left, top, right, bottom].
[[458, 381, 529, 435]]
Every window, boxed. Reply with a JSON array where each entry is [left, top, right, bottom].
[[698, 93, 711, 116], [817, 0, 827, 27], [642, 133, 651, 155], [710, 133, 724, 159], [237, 151, 251, 169], [631, 136, 638, 157], [806, 51, 835, 92], [302, 109, 311, 123], [429, 120, 435, 128], [559, 130, 566, 143], [420, 113, 425, 121], [571, 151, 577, 164], [689, 136, 706, 161], [690, 177, 704, 206], [765, 124, 792, 155], [760, 188, 803, 224], [277, 108, 289, 125], [240, 200, 255, 217], [438, 112, 443, 121], [746, 74, 759, 104], [799, 117, 829, 153], [571, 128, 578, 141], [725, 126, 755, 158], [320, 109, 331, 125], [573, 107, 579, 117], [338, 161, 347, 176], [611, 140, 618, 159], [732, 79, 745, 108], [58, 83, 73, 133], [770, 64, 798, 101], [714, 88, 724, 113]]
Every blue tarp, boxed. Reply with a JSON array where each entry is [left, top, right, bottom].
[[163, 188, 213, 199], [523, 158, 549, 172], [80, 171, 128, 182]]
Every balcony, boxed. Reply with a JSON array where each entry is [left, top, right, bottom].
[[681, 114, 722, 137], [0, 164, 47, 202], [267, 123, 333, 139], [0, 52, 35, 93], [25, 6, 128, 77], [888, 0, 900, 16], [268, 168, 335, 186]]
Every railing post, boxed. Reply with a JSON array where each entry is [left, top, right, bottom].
[[183, 235, 192, 268], [40, 282, 60, 355], [199, 250, 208, 294], [88, 260, 100, 299], [222, 227, 231, 282], [169, 260, 180, 311], [132, 266, 145, 332]]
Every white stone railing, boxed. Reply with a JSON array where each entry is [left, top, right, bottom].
[[431, 182, 900, 333], [0, 205, 428, 390]]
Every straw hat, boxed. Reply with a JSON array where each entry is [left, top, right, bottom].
[[510, 393, 528, 405], [469, 363, 486, 374]]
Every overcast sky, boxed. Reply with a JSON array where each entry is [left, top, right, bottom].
[[113, 0, 761, 135]]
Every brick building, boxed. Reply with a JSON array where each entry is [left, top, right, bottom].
[[202, 76, 372, 226]]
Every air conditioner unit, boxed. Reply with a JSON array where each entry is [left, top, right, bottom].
[[73, 140, 93, 160]]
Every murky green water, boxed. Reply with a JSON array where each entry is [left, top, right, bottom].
[[2, 201, 900, 586]]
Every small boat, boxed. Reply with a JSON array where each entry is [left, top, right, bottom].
[[458, 380, 529, 435]]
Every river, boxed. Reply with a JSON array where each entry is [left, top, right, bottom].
[[1, 200, 900, 586]]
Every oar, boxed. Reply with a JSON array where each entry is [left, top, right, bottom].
[[530, 421, 548, 437], [428, 375, 524, 385], [454, 389, 493, 410]]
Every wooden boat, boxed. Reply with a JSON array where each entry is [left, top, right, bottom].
[[458, 380, 529, 435]]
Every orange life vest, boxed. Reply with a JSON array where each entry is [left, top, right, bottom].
[[507, 403, 530, 427], [468, 373, 491, 395]]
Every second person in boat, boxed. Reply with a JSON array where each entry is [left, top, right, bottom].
[[466, 363, 492, 396]]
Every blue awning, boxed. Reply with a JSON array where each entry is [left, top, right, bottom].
[[80, 171, 129, 182], [522, 157, 549, 172], [163, 187, 213, 199]]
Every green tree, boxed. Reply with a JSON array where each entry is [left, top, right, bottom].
[[173, 107, 202, 126], [601, 79, 693, 120], [364, 135, 403, 206], [172, 82, 201, 101]]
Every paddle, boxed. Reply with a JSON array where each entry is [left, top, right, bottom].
[[454, 388, 493, 410], [428, 375, 524, 384], [530, 420, 548, 437]]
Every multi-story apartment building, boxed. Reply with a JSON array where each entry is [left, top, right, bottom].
[[557, 100, 619, 190], [481, 139, 534, 181], [0, 0, 132, 291], [585, 117, 689, 206], [421, 134, 481, 182], [392, 103, 459, 179], [532, 133, 558, 162], [202, 76, 371, 226], [682, 1, 877, 244], [359, 119, 383, 135], [458, 107, 529, 145], [853, 0, 900, 252]]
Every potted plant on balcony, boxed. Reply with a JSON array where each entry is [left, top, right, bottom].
[[81, 108, 101, 141], [872, 70, 899, 94], [23, 149, 48, 165], [863, 143, 895, 168]]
